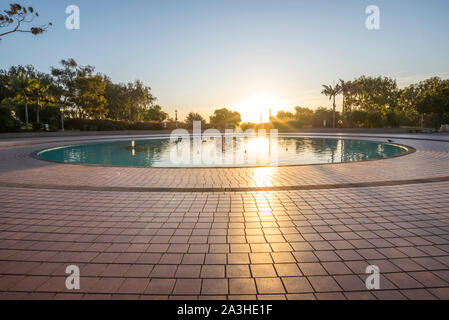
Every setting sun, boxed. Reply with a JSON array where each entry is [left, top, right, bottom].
[[235, 94, 288, 123]]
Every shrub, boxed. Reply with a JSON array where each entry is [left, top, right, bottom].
[[64, 119, 166, 131], [0, 106, 17, 132]]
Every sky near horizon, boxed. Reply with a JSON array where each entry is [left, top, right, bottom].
[[1, 0, 449, 122]]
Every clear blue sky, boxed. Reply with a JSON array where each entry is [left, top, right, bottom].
[[1, 0, 449, 121]]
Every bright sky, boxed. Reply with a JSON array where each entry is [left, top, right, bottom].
[[1, 0, 449, 122]]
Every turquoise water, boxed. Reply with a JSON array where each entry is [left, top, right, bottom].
[[37, 137, 407, 167]]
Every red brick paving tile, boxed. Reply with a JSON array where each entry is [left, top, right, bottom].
[[92, 253, 119, 264], [181, 254, 205, 264], [201, 265, 225, 278], [258, 294, 286, 300], [274, 264, 302, 277], [250, 243, 272, 253], [9, 276, 50, 292], [281, 277, 314, 294], [125, 265, 152, 278], [356, 249, 385, 260], [198, 295, 227, 300], [228, 295, 257, 300], [229, 279, 257, 295], [372, 290, 407, 300], [292, 251, 319, 263], [137, 253, 161, 264], [82, 264, 107, 277], [286, 293, 316, 300], [145, 279, 175, 295], [54, 293, 83, 300], [147, 244, 170, 253], [101, 264, 130, 277], [413, 257, 447, 270], [384, 273, 424, 289], [167, 244, 190, 253], [335, 250, 364, 261], [344, 291, 377, 300], [433, 270, 449, 282], [111, 294, 141, 300], [298, 263, 327, 276], [308, 276, 342, 292], [391, 258, 426, 272], [160, 253, 183, 264], [344, 261, 369, 274], [366, 260, 401, 273], [118, 278, 149, 294], [226, 265, 251, 278], [315, 292, 346, 300], [175, 265, 201, 278], [202, 279, 228, 295], [205, 254, 227, 265], [90, 277, 124, 294], [255, 278, 285, 294], [140, 295, 169, 300], [322, 262, 353, 275], [250, 264, 277, 278], [249, 253, 273, 264], [169, 295, 198, 300], [71, 252, 98, 263], [27, 292, 57, 300], [173, 279, 202, 295], [82, 294, 112, 300], [188, 244, 209, 253], [428, 288, 449, 300], [315, 251, 341, 262], [401, 289, 438, 300], [409, 271, 448, 287], [149, 265, 177, 278], [271, 252, 296, 263], [333, 275, 367, 291], [228, 253, 250, 264]]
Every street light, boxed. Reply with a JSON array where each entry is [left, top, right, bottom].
[[175, 109, 178, 128], [60, 107, 65, 132]]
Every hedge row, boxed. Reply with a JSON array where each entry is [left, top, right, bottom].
[[64, 119, 171, 131]]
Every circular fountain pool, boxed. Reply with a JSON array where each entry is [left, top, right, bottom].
[[37, 136, 409, 168]]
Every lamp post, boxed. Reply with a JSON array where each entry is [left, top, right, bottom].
[[175, 109, 178, 128], [60, 107, 65, 132]]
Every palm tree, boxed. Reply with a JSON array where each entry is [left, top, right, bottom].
[[9, 71, 37, 130], [339, 79, 351, 127], [32, 75, 54, 124], [347, 82, 361, 128], [321, 83, 341, 128]]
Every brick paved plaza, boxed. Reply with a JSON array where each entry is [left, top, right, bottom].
[[0, 134, 448, 300]]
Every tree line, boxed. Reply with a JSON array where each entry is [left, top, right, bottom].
[[1, 63, 448, 132], [319, 76, 449, 130], [0, 59, 170, 131]]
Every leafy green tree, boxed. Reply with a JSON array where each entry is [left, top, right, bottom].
[[51, 59, 93, 117], [0, 3, 51, 41], [276, 110, 294, 120], [209, 108, 241, 129], [293, 107, 314, 128], [185, 112, 206, 129], [414, 78, 449, 129], [75, 74, 108, 119], [144, 105, 168, 122]]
